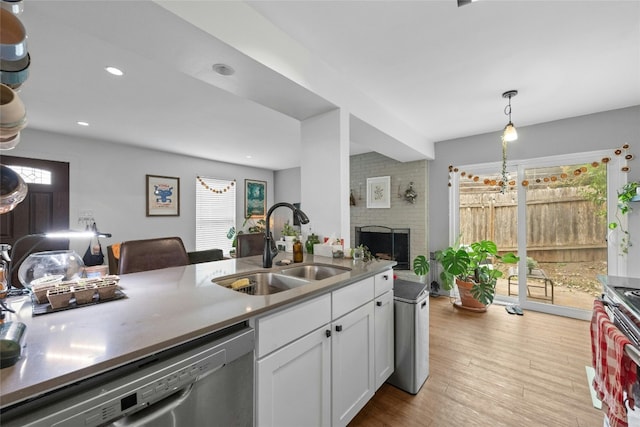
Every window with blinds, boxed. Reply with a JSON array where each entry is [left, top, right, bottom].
[[195, 176, 236, 254]]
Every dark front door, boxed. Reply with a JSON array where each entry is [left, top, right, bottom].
[[0, 156, 70, 288]]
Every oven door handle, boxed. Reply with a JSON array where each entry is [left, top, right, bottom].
[[111, 383, 194, 427]]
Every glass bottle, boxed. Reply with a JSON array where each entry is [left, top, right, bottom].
[[293, 239, 303, 263], [306, 232, 319, 254]]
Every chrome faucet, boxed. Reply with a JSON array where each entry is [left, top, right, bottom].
[[263, 202, 310, 268]]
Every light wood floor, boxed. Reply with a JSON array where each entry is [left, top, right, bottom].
[[349, 296, 603, 427]]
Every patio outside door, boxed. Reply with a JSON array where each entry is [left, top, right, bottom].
[[517, 161, 607, 313], [455, 150, 620, 319]]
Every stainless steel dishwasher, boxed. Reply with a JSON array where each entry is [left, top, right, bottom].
[[1, 323, 254, 427]]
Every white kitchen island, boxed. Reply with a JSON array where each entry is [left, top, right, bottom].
[[0, 254, 396, 426]]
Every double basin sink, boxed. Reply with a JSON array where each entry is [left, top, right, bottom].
[[213, 263, 352, 296]]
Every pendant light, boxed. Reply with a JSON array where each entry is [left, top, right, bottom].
[[502, 90, 518, 142], [500, 89, 519, 193]]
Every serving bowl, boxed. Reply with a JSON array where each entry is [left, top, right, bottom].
[[0, 1, 24, 16], [0, 52, 29, 88], [0, 52, 28, 72], [0, 83, 25, 127], [0, 132, 20, 150], [0, 163, 27, 213], [0, 9, 27, 61]]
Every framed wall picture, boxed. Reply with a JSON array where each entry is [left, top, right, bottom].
[[366, 176, 391, 209], [245, 179, 266, 218], [146, 174, 180, 216]]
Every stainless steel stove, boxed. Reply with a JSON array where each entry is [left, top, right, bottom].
[[600, 275, 640, 346]]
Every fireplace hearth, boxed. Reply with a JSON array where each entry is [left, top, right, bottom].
[[355, 226, 410, 270]]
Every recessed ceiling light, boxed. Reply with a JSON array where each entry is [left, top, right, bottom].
[[105, 66, 124, 76], [245, 155, 252, 159], [77, 121, 89, 126], [213, 63, 235, 76]]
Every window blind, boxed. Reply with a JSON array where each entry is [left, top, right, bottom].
[[195, 176, 236, 254]]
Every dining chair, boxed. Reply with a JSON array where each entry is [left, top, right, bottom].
[[117, 236, 189, 274], [236, 233, 265, 258]]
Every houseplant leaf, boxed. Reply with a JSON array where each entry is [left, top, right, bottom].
[[413, 255, 430, 277]]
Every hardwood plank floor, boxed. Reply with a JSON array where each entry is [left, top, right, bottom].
[[349, 296, 603, 427]]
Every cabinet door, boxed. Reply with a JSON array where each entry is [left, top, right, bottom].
[[257, 326, 332, 427], [374, 269, 393, 297], [374, 289, 394, 389], [331, 302, 375, 427]]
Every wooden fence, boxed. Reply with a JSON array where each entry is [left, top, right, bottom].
[[459, 187, 607, 262]]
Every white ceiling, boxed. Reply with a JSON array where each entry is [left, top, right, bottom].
[[14, 1, 640, 171]]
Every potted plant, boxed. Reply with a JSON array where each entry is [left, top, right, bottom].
[[608, 181, 639, 255], [282, 220, 298, 252], [435, 239, 519, 311]]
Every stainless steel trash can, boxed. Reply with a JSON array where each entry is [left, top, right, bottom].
[[386, 279, 429, 394]]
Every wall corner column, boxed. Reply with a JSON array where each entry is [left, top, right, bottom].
[[300, 108, 351, 248]]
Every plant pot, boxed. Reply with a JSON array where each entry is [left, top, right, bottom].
[[47, 286, 72, 309], [96, 282, 117, 300], [72, 284, 96, 304], [454, 278, 487, 312], [283, 235, 295, 252]]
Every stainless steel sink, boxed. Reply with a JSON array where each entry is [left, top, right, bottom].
[[213, 263, 351, 295], [278, 264, 352, 281], [214, 272, 310, 295]]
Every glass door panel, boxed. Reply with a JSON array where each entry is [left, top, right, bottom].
[[458, 170, 518, 301], [521, 162, 607, 310]]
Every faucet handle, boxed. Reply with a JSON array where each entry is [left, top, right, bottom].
[[269, 233, 278, 255]]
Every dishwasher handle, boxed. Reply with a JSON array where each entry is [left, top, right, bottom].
[[111, 384, 194, 427]]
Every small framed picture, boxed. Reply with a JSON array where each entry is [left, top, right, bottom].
[[366, 176, 391, 209], [146, 174, 180, 216], [245, 179, 266, 218]]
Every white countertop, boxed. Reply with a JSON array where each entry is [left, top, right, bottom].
[[0, 255, 395, 409]]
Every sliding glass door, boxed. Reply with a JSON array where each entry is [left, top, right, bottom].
[[453, 150, 623, 319], [519, 162, 607, 312]]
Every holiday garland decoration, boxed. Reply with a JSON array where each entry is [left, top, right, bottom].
[[448, 144, 634, 190], [197, 176, 236, 194]]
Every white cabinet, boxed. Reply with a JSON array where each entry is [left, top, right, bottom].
[[257, 326, 331, 427], [255, 294, 331, 427], [374, 289, 394, 389], [374, 270, 394, 390], [255, 269, 394, 427], [331, 302, 375, 427]]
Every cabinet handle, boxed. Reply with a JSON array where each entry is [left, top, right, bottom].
[[325, 329, 331, 338], [376, 301, 382, 307], [335, 325, 342, 332], [383, 275, 389, 281]]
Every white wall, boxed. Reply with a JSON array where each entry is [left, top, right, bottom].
[[8, 128, 274, 253], [429, 105, 640, 277], [272, 167, 301, 240]]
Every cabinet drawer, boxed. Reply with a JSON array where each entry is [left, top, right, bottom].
[[332, 277, 374, 320], [374, 269, 393, 297], [256, 294, 331, 358]]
